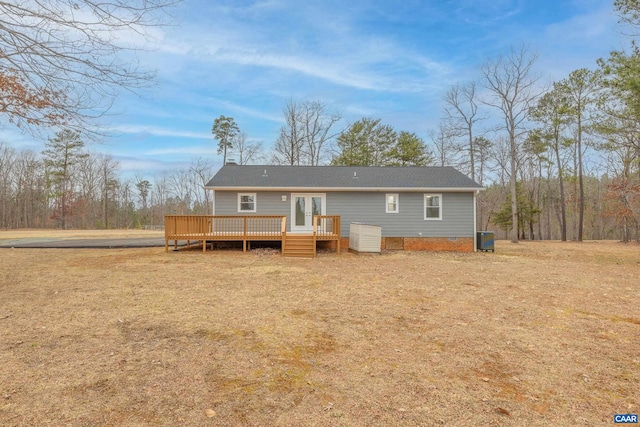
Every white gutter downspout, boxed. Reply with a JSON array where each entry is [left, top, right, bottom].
[[211, 190, 215, 215], [473, 190, 478, 252]]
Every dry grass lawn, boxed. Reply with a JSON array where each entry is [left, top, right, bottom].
[[0, 234, 638, 426]]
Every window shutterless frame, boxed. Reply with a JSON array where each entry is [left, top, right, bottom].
[[424, 194, 442, 220], [237, 193, 256, 213], [386, 193, 399, 213]]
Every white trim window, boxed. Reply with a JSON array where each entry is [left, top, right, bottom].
[[424, 194, 442, 220], [386, 193, 399, 213], [238, 193, 256, 213]]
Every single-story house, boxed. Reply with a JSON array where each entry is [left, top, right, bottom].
[[204, 165, 484, 252]]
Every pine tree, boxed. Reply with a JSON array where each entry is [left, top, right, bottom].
[[42, 129, 87, 229]]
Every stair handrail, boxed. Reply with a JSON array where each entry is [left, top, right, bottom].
[[281, 216, 286, 256], [312, 216, 318, 257]]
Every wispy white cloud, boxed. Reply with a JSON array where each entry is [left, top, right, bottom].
[[145, 146, 217, 156], [152, 1, 452, 94], [450, 0, 525, 26], [538, 3, 621, 79], [212, 50, 388, 91], [0, 128, 43, 151], [201, 97, 283, 123], [188, 40, 447, 94], [341, 104, 380, 118], [112, 155, 200, 176], [544, 5, 618, 41], [109, 125, 208, 139], [117, 157, 171, 172]]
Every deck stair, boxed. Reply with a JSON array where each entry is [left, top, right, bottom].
[[282, 234, 316, 258]]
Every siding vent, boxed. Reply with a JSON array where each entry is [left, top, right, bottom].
[[449, 237, 457, 241]]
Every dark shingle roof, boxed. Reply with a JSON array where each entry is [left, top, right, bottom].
[[206, 165, 482, 190]]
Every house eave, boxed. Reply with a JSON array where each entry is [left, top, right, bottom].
[[205, 186, 485, 192]]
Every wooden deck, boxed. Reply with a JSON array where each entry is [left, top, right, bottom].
[[164, 215, 341, 257]]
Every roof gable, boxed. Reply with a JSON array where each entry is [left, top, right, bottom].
[[206, 165, 482, 191]]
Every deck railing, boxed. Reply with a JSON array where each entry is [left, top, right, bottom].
[[314, 215, 341, 255], [165, 215, 212, 238], [313, 215, 341, 238], [165, 215, 285, 236], [165, 215, 286, 252]]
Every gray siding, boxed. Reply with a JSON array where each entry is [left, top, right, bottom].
[[327, 192, 474, 237], [213, 190, 475, 237], [214, 191, 290, 217]]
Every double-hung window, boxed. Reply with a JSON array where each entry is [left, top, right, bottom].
[[386, 193, 399, 213], [424, 194, 442, 220], [238, 193, 256, 213]]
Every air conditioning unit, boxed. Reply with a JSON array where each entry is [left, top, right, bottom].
[[477, 231, 495, 252], [349, 222, 381, 253]]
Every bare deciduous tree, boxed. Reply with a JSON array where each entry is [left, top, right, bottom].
[[151, 173, 169, 224], [0, 0, 179, 137], [428, 120, 462, 167], [232, 132, 264, 165], [273, 99, 304, 165], [443, 82, 485, 181], [272, 99, 341, 165], [134, 174, 152, 226], [13, 149, 46, 228], [167, 168, 193, 214], [300, 101, 342, 166], [481, 46, 541, 243], [98, 154, 119, 228], [0, 142, 16, 227], [189, 157, 215, 212], [77, 153, 102, 228]]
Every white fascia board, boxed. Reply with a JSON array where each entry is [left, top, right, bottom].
[[205, 186, 485, 192]]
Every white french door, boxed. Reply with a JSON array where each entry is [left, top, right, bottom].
[[291, 193, 326, 232]]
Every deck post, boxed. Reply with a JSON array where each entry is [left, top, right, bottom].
[[313, 216, 317, 258], [280, 216, 286, 256], [336, 216, 341, 255], [173, 216, 177, 251], [243, 216, 248, 252]]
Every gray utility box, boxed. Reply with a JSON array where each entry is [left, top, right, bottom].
[[477, 231, 495, 252], [349, 222, 382, 253]]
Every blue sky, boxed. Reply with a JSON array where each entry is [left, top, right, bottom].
[[2, 0, 626, 176]]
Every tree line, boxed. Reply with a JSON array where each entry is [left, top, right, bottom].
[[0, 134, 215, 230]]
